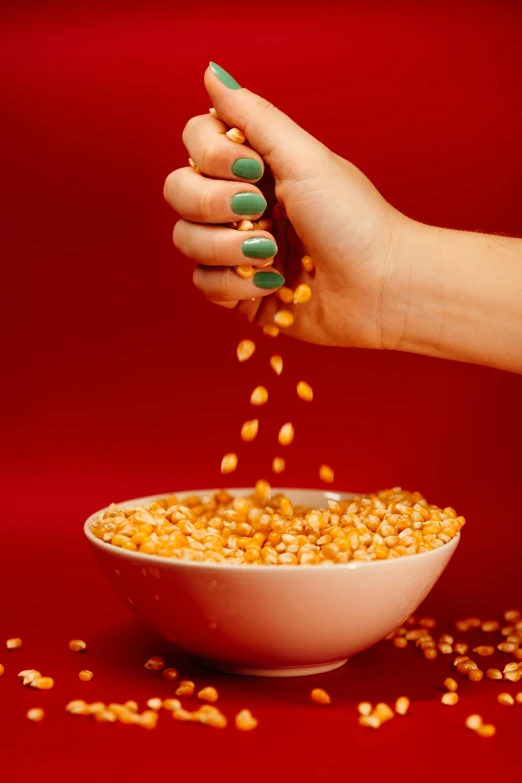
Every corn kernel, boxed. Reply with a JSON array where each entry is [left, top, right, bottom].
[[31, 677, 54, 690], [163, 668, 179, 681], [504, 671, 521, 683], [476, 724, 496, 737], [140, 710, 159, 729], [515, 692, 522, 704], [465, 714, 483, 730], [469, 669, 483, 682], [270, 355, 283, 375], [27, 708, 45, 722], [144, 656, 164, 671], [473, 645, 494, 657], [237, 339, 256, 362], [278, 422, 294, 446], [241, 419, 259, 442], [498, 692, 514, 706], [176, 680, 195, 698], [209, 107, 219, 119], [6, 638, 22, 650], [481, 621, 500, 633], [164, 698, 181, 711], [395, 696, 410, 715], [79, 670, 93, 682], [69, 639, 87, 652], [235, 709, 258, 731], [235, 265, 255, 279], [274, 310, 294, 328], [374, 703, 394, 723], [236, 220, 254, 231], [250, 386, 268, 406], [198, 686, 219, 703], [296, 381, 313, 402], [277, 286, 294, 304], [319, 465, 334, 484], [147, 698, 163, 710], [301, 255, 315, 272], [257, 218, 272, 231], [358, 702, 373, 716], [0, 664, 4, 677], [310, 688, 330, 705], [444, 678, 458, 692], [263, 325, 279, 337], [503, 609, 520, 623], [226, 127, 246, 144], [293, 283, 312, 304], [272, 457, 285, 474], [188, 157, 201, 174], [441, 692, 458, 705], [221, 453, 238, 474], [359, 715, 381, 728]]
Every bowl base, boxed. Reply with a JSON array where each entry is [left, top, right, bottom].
[[196, 658, 348, 678]]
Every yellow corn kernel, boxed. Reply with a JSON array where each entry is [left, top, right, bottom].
[[31, 677, 54, 690], [498, 692, 514, 706], [296, 381, 313, 402], [504, 671, 521, 683], [374, 703, 394, 723], [221, 453, 238, 474], [481, 620, 500, 633], [164, 698, 181, 711], [473, 645, 494, 657], [278, 422, 294, 446], [88, 702, 106, 714], [280, 497, 293, 517], [444, 678, 458, 692], [237, 340, 256, 362], [175, 680, 195, 698], [226, 127, 246, 144], [274, 310, 294, 328], [469, 669, 484, 682], [454, 643, 469, 654], [254, 479, 271, 504], [6, 638, 22, 650], [0, 664, 4, 677], [476, 724, 496, 737], [250, 386, 268, 406], [269, 355, 283, 376], [197, 686, 219, 703], [27, 708, 45, 722], [515, 692, 522, 704], [188, 157, 201, 174], [146, 698, 163, 710], [163, 668, 179, 681], [209, 107, 219, 119], [19, 669, 41, 686], [263, 325, 279, 337], [257, 218, 272, 231], [258, 257, 274, 267], [395, 696, 410, 716], [235, 708, 258, 731], [237, 220, 254, 231], [272, 457, 285, 474], [441, 692, 458, 706], [66, 700, 89, 715], [241, 419, 259, 442], [140, 710, 159, 729], [144, 656, 164, 671], [124, 700, 138, 713], [310, 688, 331, 705], [301, 255, 315, 273], [503, 609, 520, 623], [293, 283, 312, 304], [498, 642, 517, 653], [465, 714, 483, 730], [277, 286, 294, 304], [393, 636, 408, 649], [359, 715, 381, 729], [79, 670, 93, 682], [319, 465, 334, 484], [358, 702, 373, 716], [68, 639, 87, 652], [235, 265, 255, 279]]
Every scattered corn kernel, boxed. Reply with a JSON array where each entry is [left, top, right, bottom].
[[68, 639, 87, 652], [441, 692, 458, 706], [164, 698, 181, 711], [319, 465, 334, 484], [19, 670, 41, 686], [498, 693, 514, 706], [395, 696, 410, 715], [270, 355, 283, 375], [278, 422, 294, 446], [301, 255, 315, 273], [226, 127, 246, 144], [241, 419, 259, 442], [147, 698, 163, 710], [0, 664, 4, 677], [503, 609, 520, 623], [481, 621, 500, 633], [198, 686, 219, 703], [444, 678, 458, 692], [476, 724, 496, 737], [237, 339, 256, 362], [140, 710, 159, 729], [296, 381, 313, 402], [454, 643, 469, 654], [144, 657, 164, 671], [359, 715, 381, 728], [27, 708, 45, 722], [498, 642, 517, 653], [311, 688, 331, 705], [515, 692, 522, 704], [474, 646, 494, 657], [465, 714, 483, 730], [235, 709, 258, 731], [374, 703, 394, 723], [221, 453, 238, 474], [237, 220, 254, 231], [469, 669, 484, 682], [250, 386, 268, 406], [31, 677, 54, 690], [277, 286, 294, 304], [79, 670, 93, 682], [272, 457, 285, 474], [263, 325, 279, 337], [163, 668, 179, 681], [235, 265, 255, 279], [293, 283, 312, 304], [358, 702, 373, 716], [274, 310, 294, 328], [176, 680, 195, 698], [504, 671, 521, 683], [486, 668, 502, 680], [394, 637, 408, 649], [6, 638, 22, 650]]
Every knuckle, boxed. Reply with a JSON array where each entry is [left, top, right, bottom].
[[201, 144, 218, 175]]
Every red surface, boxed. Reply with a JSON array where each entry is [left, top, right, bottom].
[[1, 1, 522, 780]]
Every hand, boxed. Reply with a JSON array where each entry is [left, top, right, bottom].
[[163, 62, 411, 350]]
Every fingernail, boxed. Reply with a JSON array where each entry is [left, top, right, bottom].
[[231, 158, 262, 180], [209, 62, 241, 90], [253, 271, 285, 290], [242, 237, 277, 259], [231, 192, 267, 216]]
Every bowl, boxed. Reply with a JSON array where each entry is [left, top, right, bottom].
[[84, 488, 459, 677]]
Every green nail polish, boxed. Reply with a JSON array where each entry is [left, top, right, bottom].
[[209, 62, 241, 90], [231, 158, 262, 180], [242, 238, 277, 259], [253, 271, 285, 290], [231, 192, 267, 216]]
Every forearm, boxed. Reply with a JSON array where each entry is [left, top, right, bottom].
[[391, 219, 522, 374]]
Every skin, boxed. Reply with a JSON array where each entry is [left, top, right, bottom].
[[163, 65, 522, 375]]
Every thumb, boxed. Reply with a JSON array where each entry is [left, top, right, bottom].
[[205, 62, 331, 182]]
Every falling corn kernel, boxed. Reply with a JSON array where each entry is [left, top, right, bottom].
[[263, 325, 279, 337], [515, 692, 522, 704], [441, 692, 458, 706], [31, 677, 54, 690], [235, 709, 258, 731], [272, 457, 285, 474], [198, 686, 219, 703], [254, 479, 271, 504], [301, 255, 315, 273], [237, 340, 256, 362], [319, 465, 334, 484], [486, 668, 502, 680], [69, 639, 87, 653], [476, 724, 496, 738], [278, 423, 294, 446], [296, 381, 313, 402], [465, 714, 483, 730], [235, 265, 255, 279], [359, 715, 381, 728], [79, 670, 93, 682], [274, 310, 294, 328], [163, 668, 179, 681], [250, 386, 268, 406], [293, 284, 312, 304], [374, 703, 394, 724], [124, 701, 138, 713], [27, 708, 45, 723], [310, 688, 331, 705], [89, 702, 106, 714], [277, 287, 294, 304], [221, 453, 238, 474], [270, 355, 283, 376], [498, 693, 514, 706], [241, 419, 259, 442], [209, 107, 219, 119], [444, 678, 458, 692], [188, 157, 201, 174], [147, 698, 163, 710], [144, 656, 164, 672], [164, 698, 181, 711], [226, 127, 246, 144], [176, 680, 195, 698], [358, 702, 373, 716], [140, 710, 159, 730], [236, 220, 254, 231], [280, 497, 293, 517], [257, 218, 272, 231], [424, 648, 437, 660], [6, 638, 22, 650], [66, 700, 89, 715], [395, 697, 410, 716]]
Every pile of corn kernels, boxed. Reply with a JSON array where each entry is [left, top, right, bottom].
[[91, 486, 464, 564]]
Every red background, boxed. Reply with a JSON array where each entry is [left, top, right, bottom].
[[1, 1, 521, 779]]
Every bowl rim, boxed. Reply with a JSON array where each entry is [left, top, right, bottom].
[[83, 488, 460, 572]]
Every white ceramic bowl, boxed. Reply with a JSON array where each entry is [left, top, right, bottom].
[[84, 488, 459, 677]]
